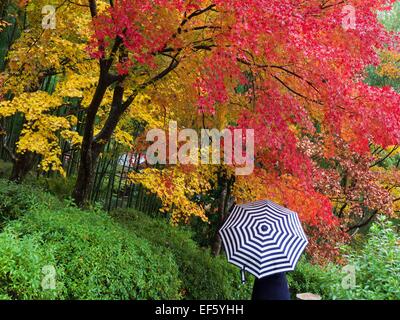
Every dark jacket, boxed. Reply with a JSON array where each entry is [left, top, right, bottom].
[[251, 272, 291, 300]]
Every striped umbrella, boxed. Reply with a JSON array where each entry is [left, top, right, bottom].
[[219, 200, 308, 280]]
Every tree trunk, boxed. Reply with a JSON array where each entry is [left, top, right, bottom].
[[212, 173, 235, 256], [71, 75, 109, 207], [1, 121, 36, 183], [71, 145, 99, 207], [10, 152, 36, 182], [72, 82, 127, 207], [0, 1, 9, 18], [72, 0, 106, 206]]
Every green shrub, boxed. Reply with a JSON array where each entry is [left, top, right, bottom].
[[330, 216, 400, 300], [287, 258, 341, 299], [27, 175, 77, 201], [112, 209, 253, 300], [2, 207, 182, 300], [0, 179, 60, 227], [287, 216, 400, 300], [0, 229, 65, 299]]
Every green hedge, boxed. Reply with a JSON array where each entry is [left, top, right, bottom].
[[112, 208, 253, 300], [1, 208, 182, 300], [0, 180, 252, 300]]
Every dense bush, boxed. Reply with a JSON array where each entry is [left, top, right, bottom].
[[287, 216, 400, 300], [0, 229, 64, 299], [0, 179, 60, 227], [112, 208, 253, 300], [1, 207, 182, 300], [0, 181, 251, 300], [28, 175, 77, 201], [332, 216, 400, 300], [287, 258, 336, 299]]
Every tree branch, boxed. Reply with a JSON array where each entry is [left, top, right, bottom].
[[122, 53, 181, 109], [272, 75, 323, 105], [88, 0, 97, 17], [370, 145, 399, 168], [346, 210, 378, 232]]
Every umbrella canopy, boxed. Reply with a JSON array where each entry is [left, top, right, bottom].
[[219, 200, 308, 279]]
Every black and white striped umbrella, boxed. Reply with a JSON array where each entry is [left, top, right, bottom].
[[219, 200, 308, 279]]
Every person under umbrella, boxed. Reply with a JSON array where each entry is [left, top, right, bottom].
[[219, 200, 308, 300], [251, 271, 291, 300]]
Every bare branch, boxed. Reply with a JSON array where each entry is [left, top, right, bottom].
[[370, 145, 399, 168]]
